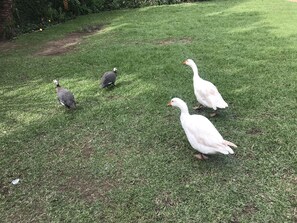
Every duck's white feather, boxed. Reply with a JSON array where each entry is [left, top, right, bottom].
[[194, 79, 228, 110], [186, 59, 228, 110], [181, 113, 234, 155], [169, 98, 236, 155]]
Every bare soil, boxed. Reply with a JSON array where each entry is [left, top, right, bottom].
[[156, 37, 192, 45], [59, 175, 114, 203], [35, 33, 83, 56], [35, 24, 104, 56], [0, 24, 104, 55], [246, 127, 263, 135], [0, 41, 18, 52]]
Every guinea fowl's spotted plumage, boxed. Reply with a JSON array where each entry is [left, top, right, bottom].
[[53, 80, 76, 109], [101, 68, 117, 88]]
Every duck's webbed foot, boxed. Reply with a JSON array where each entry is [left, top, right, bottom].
[[193, 104, 204, 110], [194, 153, 208, 160], [209, 111, 217, 117]]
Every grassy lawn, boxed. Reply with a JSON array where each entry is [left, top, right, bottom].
[[1, 0, 296, 222]]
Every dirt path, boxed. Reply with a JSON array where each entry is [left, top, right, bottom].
[[0, 24, 104, 56], [35, 24, 104, 56]]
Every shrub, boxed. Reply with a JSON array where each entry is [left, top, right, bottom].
[[5, 0, 208, 38]]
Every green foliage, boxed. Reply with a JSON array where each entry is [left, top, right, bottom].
[[11, 0, 207, 36], [2, 20, 15, 40], [13, 0, 63, 34]]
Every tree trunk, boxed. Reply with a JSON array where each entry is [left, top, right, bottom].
[[63, 0, 69, 11], [0, 0, 13, 40]]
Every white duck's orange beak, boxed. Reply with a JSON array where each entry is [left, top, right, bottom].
[[182, 60, 187, 65], [167, 101, 172, 106]]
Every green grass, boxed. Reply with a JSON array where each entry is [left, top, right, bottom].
[[1, 0, 296, 222]]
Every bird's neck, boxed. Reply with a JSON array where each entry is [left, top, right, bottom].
[[178, 103, 189, 116], [191, 64, 200, 82]]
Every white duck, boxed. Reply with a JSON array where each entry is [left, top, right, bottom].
[[168, 97, 237, 160], [183, 59, 228, 114]]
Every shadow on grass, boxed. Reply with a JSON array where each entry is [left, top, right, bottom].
[[1, 0, 296, 221]]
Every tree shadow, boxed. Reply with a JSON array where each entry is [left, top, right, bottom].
[[1, 1, 296, 220]]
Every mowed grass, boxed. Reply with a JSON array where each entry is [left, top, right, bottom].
[[0, 0, 296, 222]]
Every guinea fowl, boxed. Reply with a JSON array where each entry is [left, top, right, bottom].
[[101, 68, 118, 88], [168, 97, 236, 160], [53, 79, 76, 109], [183, 59, 228, 115]]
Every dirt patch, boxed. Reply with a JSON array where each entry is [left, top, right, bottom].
[[106, 95, 122, 100], [81, 137, 95, 159], [155, 191, 177, 207], [242, 203, 258, 214], [231, 203, 258, 222], [0, 181, 9, 196], [35, 24, 104, 56], [246, 127, 263, 135], [35, 33, 82, 56], [59, 175, 115, 203], [156, 37, 192, 45], [289, 0, 297, 2], [0, 41, 18, 53]]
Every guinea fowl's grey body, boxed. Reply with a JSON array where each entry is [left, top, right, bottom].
[[53, 80, 76, 109], [101, 68, 117, 88]]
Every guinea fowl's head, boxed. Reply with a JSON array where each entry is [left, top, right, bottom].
[[53, 79, 60, 87]]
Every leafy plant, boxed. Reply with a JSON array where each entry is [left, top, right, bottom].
[[9, 0, 208, 37]]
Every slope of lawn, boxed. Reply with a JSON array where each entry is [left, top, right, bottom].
[[0, 0, 296, 222]]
